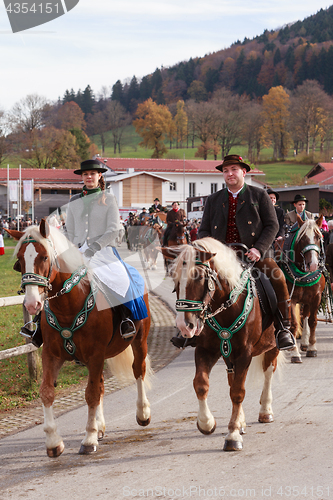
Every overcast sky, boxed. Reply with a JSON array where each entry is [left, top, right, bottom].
[[0, 0, 330, 111]]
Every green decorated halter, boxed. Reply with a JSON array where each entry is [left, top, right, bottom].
[[279, 228, 323, 288], [175, 261, 255, 358], [20, 236, 58, 292], [44, 279, 97, 356]]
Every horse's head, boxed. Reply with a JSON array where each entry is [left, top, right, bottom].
[[166, 239, 242, 339], [7, 219, 55, 315], [294, 214, 323, 272], [8, 218, 82, 316]]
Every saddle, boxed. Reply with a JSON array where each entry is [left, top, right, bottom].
[[252, 269, 277, 332], [226, 243, 277, 330]]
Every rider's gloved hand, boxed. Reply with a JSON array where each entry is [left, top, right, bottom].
[[84, 241, 101, 259]]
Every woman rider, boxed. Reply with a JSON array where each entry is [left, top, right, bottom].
[[21, 159, 148, 346], [65, 159, 148, 338]]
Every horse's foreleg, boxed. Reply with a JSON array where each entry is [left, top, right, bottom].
[[80, 364, 104, 455], [258, 350, 279, 423], [224, 359, 250, 451], [194, 347, 220, 435], [290, 302, 302, 363], [306, 310, 319, 357], [136, 376, 151, 426], [300, 316, 310, 351], [40, 353, 65, 458], [96, 395, 106, 440]]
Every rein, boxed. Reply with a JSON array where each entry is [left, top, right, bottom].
[[18, 236, 59, 295], [176, 261, 255, 358]]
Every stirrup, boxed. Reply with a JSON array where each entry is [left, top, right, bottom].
[[120, 318, 136, 340], [275, 328, 296, 351], [20, 321, 38, 339]]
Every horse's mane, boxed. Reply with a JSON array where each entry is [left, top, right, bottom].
[[295, 220, 322, 244], [14, 224, 84, 274], [170, 237, 243, 289]]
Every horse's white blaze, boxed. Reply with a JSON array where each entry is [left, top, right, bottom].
[[43, 404, 64, 450], [136, 376, 151, 422], [306, 229, 319, 271], [23, 243, 44, 315], [259, 364, 274, 417], [197, 399, 215, 432]]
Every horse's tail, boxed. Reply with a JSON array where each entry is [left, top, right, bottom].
[[246, 351, 286, 389], [106, 347, 153, 389]]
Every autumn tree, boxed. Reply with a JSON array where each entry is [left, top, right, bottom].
[[133, 98, 174, 158], [174, 100, 188, 148], [289, 80, 333, 157], [8, 94, 48, 133], [241, 100, 264, 163], [190, 101, 218, 160], [24, 127, 80, 169], [55, 101, 86, 130], [108, 101, 132, 154], [261, 86, 291, 160], [212, 88, 244, 159]]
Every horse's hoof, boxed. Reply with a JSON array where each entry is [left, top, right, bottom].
[[223, 439, 243, 451], [79, 444, 97, 455], [291, 356, 302, 363], [98, 430, 104, 441], [258, 414, 274, 423], [136, 415, 151, 427], [306, 350, 317, 358], [197, 419, 216, 435], [47, 442, 65, 458], [300, 344, 308, 352]]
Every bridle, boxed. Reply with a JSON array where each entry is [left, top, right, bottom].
[[175, 259, 254, 320], [18, 236, 87, 301], [175, 258, 255, 358]]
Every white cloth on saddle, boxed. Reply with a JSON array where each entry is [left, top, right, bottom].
[[79, 244, 130, 297]]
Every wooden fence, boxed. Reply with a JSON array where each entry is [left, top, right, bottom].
[[0, 295, 39, 380]]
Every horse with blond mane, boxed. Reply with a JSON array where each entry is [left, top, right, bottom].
[[7, 219, 152, 457], [164, 237, 283, 451]]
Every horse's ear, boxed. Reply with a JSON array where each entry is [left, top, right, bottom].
[[197, 250, 217, 263], [13, 260, 21, 272], [316, 214, 323, 228], [161, 246, 182, 260], [297, 214, 305, 227], [40, 218, 50, 239], [5, 228, 24, 241]]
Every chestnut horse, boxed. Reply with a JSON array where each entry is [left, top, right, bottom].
[[7, 219, 151, 457], [165, 237, 282, 451], [278, 214, 327, 363]]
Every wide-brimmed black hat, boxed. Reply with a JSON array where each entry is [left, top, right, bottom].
[[154, 198, 160, 202], [216, 155, 251, 173], [74, 159, 108, 175], [293, 194, 308, 203], [267, 188, 280, 201]]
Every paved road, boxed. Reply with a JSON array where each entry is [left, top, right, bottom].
[[1, 248, 332, 500]]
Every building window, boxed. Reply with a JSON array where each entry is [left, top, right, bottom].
[[211, 183, 218, 194], [189, 182, 196, 197], [170, 182, 177, 191]]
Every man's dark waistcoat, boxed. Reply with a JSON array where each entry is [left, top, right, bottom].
[[198, 184, 278, 257]]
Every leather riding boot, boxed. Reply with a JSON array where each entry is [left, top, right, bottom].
[[20, 312, 43, 348], [275, 299, 295, 350], [170, 332, 197, 349]]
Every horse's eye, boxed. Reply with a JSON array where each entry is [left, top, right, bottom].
[[43, 256, 48, 262]]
